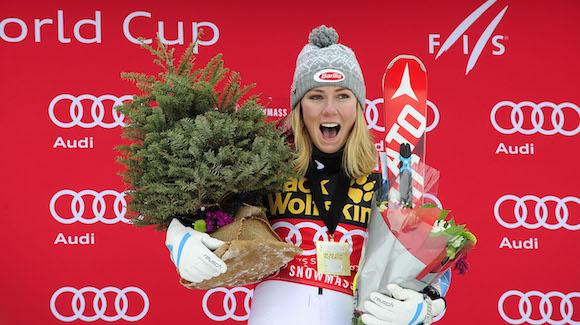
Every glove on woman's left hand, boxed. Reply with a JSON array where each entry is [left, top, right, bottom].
[[361, 284, 445, 325]]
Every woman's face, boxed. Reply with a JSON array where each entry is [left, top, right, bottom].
[[300, 86, 358, 154]]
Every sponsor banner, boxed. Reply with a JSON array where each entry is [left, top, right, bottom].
[[50, 286, 149, 322], [202, 287, 254, 322], [494, 194, 579, 231], [491, 101, 579, 137], [50, 189, 129, 225], [0, 1, 578, 324], [48, 94, 131, 129], [498, 290, 579, 325], [0, 10, 219, 51]]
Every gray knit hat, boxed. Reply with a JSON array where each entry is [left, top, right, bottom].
[[290, 25, 365, 109]]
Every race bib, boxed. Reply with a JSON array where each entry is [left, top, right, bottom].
[[316, 240, 351, 276]]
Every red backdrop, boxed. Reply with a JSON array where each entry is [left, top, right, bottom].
[[1, 0, 578, 324]]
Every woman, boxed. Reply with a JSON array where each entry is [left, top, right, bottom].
[[165, 25, 447, 325]]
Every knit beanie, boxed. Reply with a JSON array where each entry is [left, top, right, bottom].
[[290, 25, 366, 110]]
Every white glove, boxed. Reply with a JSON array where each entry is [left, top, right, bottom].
[[165, 218, 227, 283], [361, 284, 445, 325]]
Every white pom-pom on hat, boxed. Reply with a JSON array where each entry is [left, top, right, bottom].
[[308, 25, 339, 48]]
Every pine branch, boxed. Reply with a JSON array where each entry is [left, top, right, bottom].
[[115, 38, 295, 229]]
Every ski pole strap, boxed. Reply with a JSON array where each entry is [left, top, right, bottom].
[[399, 142, 413, 206], [306, 166, 350, 237], [400, 155, 412, 173]]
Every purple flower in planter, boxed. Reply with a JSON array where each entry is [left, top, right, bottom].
[[205, 210, 234, 233]]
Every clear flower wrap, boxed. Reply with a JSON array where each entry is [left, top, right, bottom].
[[355, 179, 476, 312]]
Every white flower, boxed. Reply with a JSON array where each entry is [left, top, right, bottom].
[[432, 220, 449, 233], [449, 235, 465, 248]]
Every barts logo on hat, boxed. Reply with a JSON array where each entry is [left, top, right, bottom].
[[314, 69, 345, 82]]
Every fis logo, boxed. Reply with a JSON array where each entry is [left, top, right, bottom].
[[428, 0, 509, 74]]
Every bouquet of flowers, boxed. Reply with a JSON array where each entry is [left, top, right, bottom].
[[355, 166, 476, 311], [115, 39, 301, 289]]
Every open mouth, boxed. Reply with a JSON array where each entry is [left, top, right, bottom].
[[320, 123, 341, 140]]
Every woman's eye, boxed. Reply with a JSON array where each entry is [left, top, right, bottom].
[[309, 95, 323, 100], [337, 93, 350, 99]]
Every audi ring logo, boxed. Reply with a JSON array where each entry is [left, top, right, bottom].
[[490, 101, 580, 136], [50, 189, 130, 224], [202, 287, 253, 321], [365, 98, 439, 133], [271, 221, 367, 256], [365, 98, 385, 132], [494, 195, 579, 231], [50, 286, 149, 322], [425, 100, 440, 132], [498, 290, 579, 325], [48, 94, 133, 128]]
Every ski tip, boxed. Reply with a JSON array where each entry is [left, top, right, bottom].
[[387, 54, 426, 72]]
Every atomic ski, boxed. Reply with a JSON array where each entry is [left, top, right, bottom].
[[380, 55, 428, 207]]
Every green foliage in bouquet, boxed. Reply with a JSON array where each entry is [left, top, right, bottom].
[[422, 203, 477, 260], [115, 39, 295, 229]]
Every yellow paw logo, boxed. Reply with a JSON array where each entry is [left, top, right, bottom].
[[348, 176, 376, 203]]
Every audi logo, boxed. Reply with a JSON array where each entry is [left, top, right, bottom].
[[365, 98, 439, 133], [48, 94, 132, 128], [50, 189, 129, 224], [490, 101, 580, 136], [202, 287, 253, 321], [425, 100, 440, 132], [365, 98, 385, 132], [494, 195, 579, 231], [271, 221, 367, 256], [50, 286, 149, 322], [498, 290, 578, 325]]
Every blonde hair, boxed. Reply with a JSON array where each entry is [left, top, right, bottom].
[[291, 102, 377, 179]]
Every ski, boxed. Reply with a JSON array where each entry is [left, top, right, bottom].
[[380, 55, 428, 207]]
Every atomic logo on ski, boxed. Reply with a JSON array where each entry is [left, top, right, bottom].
[[391, 64, 418, 101]]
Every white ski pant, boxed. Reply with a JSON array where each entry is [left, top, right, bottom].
[[248, 280, 353, 325]]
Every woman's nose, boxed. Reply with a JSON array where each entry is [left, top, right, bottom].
[[321, 98, 338, 114]]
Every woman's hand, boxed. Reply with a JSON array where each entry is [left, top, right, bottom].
[[361, 284, 445, 325], [165, 219, 227, 283]]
